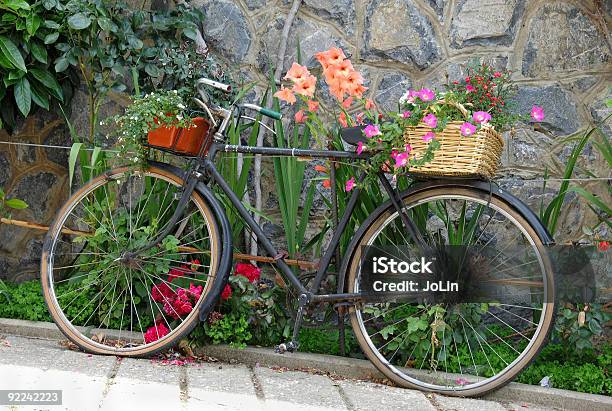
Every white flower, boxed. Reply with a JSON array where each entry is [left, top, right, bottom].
[[177, 103, 185, 109], [173, 90, 178, 94], [176, 115, 183, 121]]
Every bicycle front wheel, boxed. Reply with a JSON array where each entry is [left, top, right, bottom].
[[346, 187, 555, 397], [41, 165, 220, 356]]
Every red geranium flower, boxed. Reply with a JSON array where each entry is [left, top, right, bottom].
[[235, 263, 261, 283], [151, 283, 175, 303], [144, 322, 170, 344], [598, 241, 609, 252], [221, 284, 232, 300]]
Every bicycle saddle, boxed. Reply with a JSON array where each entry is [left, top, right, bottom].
[[340, 126, 366, 146]]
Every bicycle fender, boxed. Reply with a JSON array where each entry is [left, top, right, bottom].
[[407, 179, 555, 246], [149, 161, 233, 322], [338, 179, 554, 294]]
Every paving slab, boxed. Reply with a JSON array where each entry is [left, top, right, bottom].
[[187, 362, 255, 395], [100, 378, 182, 411], [433, 394, 509, 411], [0, 364, 107, 411], [115, 357, 181, 385], [335, 379, 436, 411], [254, 366, 347, 410]]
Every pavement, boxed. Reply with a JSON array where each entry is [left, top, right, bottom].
[[0, 334, 562, 411]]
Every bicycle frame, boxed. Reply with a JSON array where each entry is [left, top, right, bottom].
[[130, 104, 427, 307]]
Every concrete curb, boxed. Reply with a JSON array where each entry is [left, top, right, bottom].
[[2, 318, 611, 410]]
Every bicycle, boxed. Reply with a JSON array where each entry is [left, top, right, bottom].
[[41, 77, 556, 397]]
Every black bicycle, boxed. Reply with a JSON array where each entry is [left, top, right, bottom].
[[41, 77, 555, 397]]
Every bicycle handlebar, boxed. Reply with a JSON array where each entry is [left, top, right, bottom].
[[241, 103, 282, 120], [197, 77, 232, 93]]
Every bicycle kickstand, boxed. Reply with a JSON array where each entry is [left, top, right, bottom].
[[275, 293, 308, 354]]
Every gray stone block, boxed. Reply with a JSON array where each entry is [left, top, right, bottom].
[[362, 0, 442, 69], [200, 0, 252, 62]]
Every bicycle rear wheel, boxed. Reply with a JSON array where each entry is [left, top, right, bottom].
[[41, 165, 220, 356], [346, 187, 555, 397]]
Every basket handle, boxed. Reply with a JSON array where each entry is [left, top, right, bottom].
[[435, 99, 470, 120]]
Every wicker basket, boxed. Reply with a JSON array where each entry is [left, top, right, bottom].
[[403, 102, 503, 178]]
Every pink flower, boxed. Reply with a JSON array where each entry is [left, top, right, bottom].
[[363, 124, 382, 138], [345, 177, 355, 192], [419, 88, 435, 102], [356, 112, 365, 124], [144, 322, 170, 344], [394, 151, 410, 168], [493, 72, 502, 78], [531, 105, 544, 122], [422, 132, 435, 143], [391, 150, 399, 159], [401, 111, 411, 119], [188, 283, 203, 300], [405, 144, 412, 154], [466, 84, 475, 93], [460, 122, 477, 136], [422, 113, 437, 128], [356, 141, 364, 155], [472, 111, 492, 124]]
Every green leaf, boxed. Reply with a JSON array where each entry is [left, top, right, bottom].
[[144, 64, 160, 77], [4, 0, 30, 10], [68, 142, 83, 188], [29, 68, 63, 102], [5, 198, 28, 209], [0, 35, 26, 72], [0, 50, 13, 69], [26, 13, 41, 35], [97, 17, 117, 32], [43, 20, 60, 29], [43, 32, 59, 44], [67, 13, 92, 30], [14, 77, 31, 116], [54, 56, 68, 72], [182, 27, 197, 41], [29, 81, 50, 110], [30, 42, 47, 64]]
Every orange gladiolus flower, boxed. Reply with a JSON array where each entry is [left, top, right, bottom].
[[307, 100, 319, 112], [365, 99, 375, 110], [284, 62, 310, 83], [322, 179, 331, 188], [329, 82, 345, 101], [338, 111, 348, 128], [342, 96, 353, 109], [335, 59, 354, 78], [274, 86, 296, 105], [294, 109, 306, 123], [293, 75, 316, 97], [327, 47, 346, 66], [314, 165, 328, 173]]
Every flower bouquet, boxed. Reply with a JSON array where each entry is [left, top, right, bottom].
[[273, 50, 544, 187]]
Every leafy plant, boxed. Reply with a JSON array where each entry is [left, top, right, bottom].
[[0, 0, 66, 128], [553, 303, 610, 353], [104, 90, 193, 169], [540, 112, 612, 237], [0, 186, 28, 218]]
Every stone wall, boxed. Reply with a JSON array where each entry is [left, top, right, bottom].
[[0, 0, 610, 282], [195, 0, 611, 242]]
